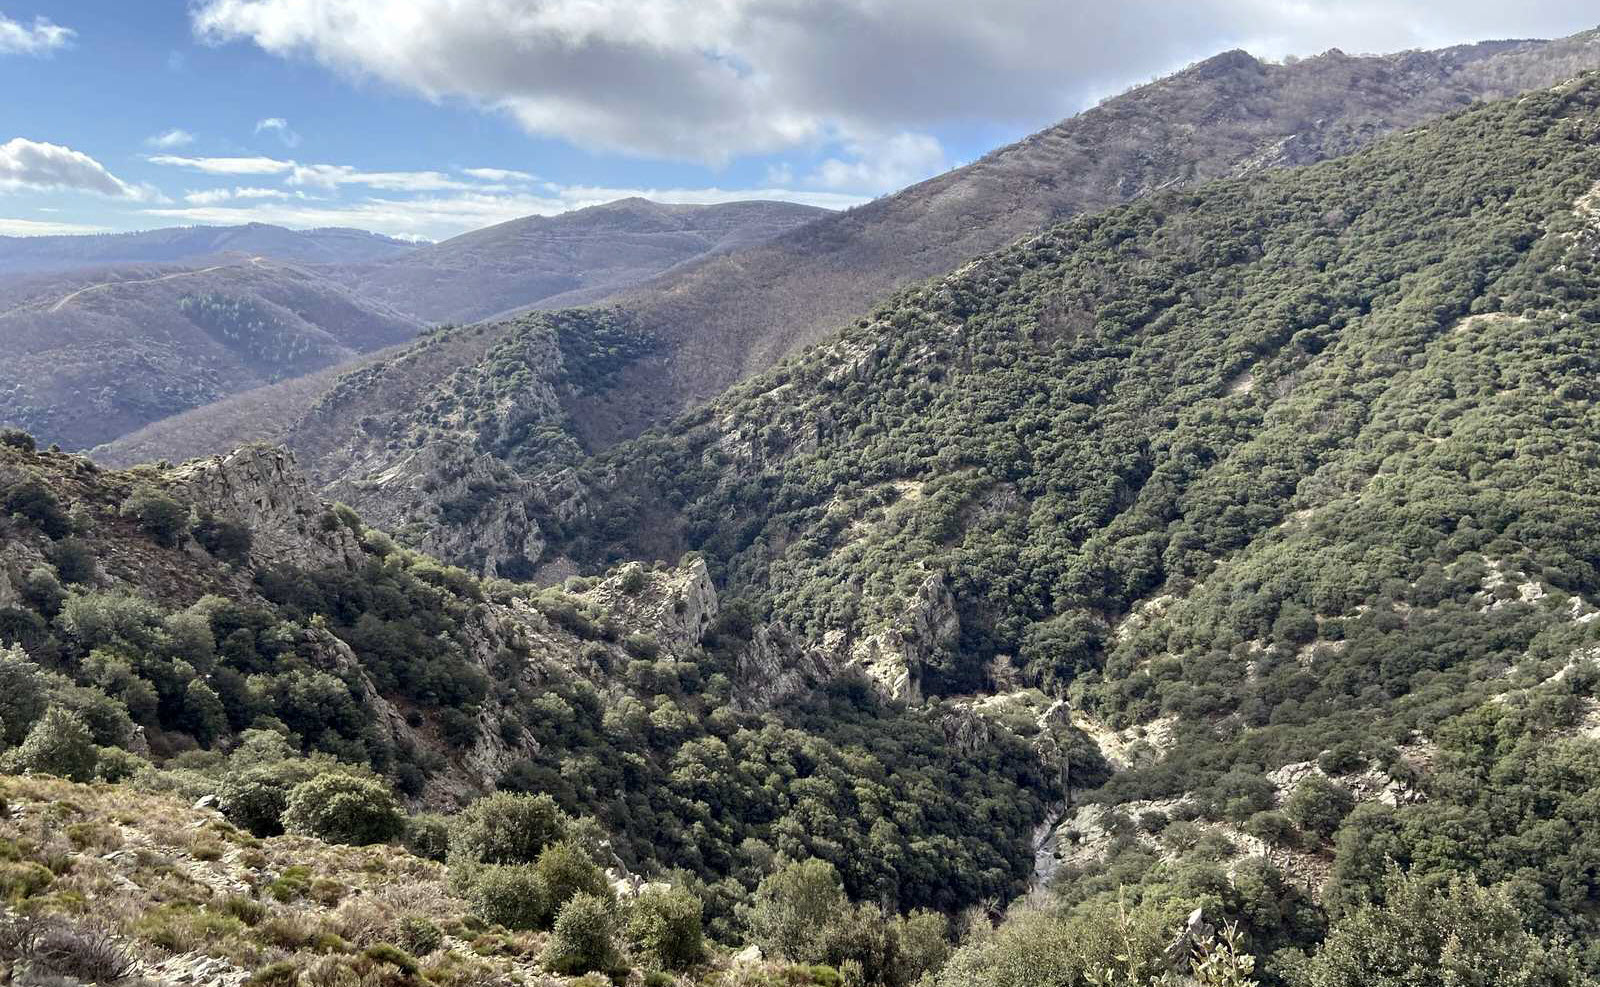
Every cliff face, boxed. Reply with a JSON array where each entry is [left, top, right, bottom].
[[166, 445, 364, 570]]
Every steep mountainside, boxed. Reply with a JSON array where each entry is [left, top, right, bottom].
[[530, 73, 1600, 980], [0, 437, 1058, 937], [7, 72, 1600, 987], [0, 258, 421, 450], [340, 197, 830, 325], [592, 29, 1600, 437], [97, 29, 1600, 521], [0, 222, 416, 276]]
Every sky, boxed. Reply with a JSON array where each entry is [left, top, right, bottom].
[[2, 1, 1597, 242]]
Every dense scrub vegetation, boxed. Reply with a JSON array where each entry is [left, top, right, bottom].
[[509, 75, 1600, 983], [12, 67, 1600, 987]]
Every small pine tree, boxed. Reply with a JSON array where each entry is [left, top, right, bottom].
[[4, 707, 97, 782]]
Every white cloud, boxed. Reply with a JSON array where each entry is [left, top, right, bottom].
[[183, 185, 313, 204], [0, 138, 156, 200], [807, 132, 949, 194], [255, 116, 302, 147], [146, 129, 196, 149], [287, 163, 481, 191], [461, 167, 536, 182], [0, 12, 72, 56], [144, 184, 859, 241], [149, 154, 493, 191], [148, 154, 296, 175], [190, 0, 1600, 165], [0, 217, 110, 236]]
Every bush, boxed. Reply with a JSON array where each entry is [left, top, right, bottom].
[[543, 892, 619, 976], [397, 915, 443, 956], [404, 813, 451, 861], [363, 942, 420, 975], [218, 762, 322, 837], [450, 791, 569, 866], [0, 647, 50, 746], [95, 746, 147, 783], [25, 919, 139, 985], [3, 707, 97, 782], [750, 859, 848, 963], [0, 428, 35, 453], [2, 479, 70, 539], [1301, 868, 1579, 986], [119, 485, 190, 547], [536, 840, 611, 912], [627, 886, 705, 971], [281, 773, 404, 846], [1285, 775, 1356, 839], [47, 539, 95, 584], [193, 513, 253, 565], [467, 864, 550, 931]]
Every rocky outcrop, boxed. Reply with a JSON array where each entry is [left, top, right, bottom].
[[730, 571, 959, 708], [847, 573, 959, 703], [166, 445, 362, 570], [580, 558, 719, 657], [734, 624, 837, 710]]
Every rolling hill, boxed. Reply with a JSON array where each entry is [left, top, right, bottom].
[[339, 197, 831, 325], [11, 199, 827, 452], [0, 221, 418, 276]]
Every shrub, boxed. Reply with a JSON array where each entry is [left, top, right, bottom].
[[219, 762, 322, 837], [750, 859, 848, 963], [0, 647, 50, 746], [26, 920, 138, 985], [466, 864, 550, 931], [626, 886, 705, 971], [1318, 742, 1366, 776], [397, 915, 443, 956], [1301, 868, 1580, 986], [3, 478, 71, 539], [47, 539, 95, 584], [1285, 775, 1356, 839], [0, 428, 35, 453], [450, 792, 569, 866], [0, 861, 54, 899], [403, 813, 451, 861], [363, 943, 420, 975], [221, 896, 267, 926], [119, 485, 189, 547], [3, 707, 98, 782], [281, 773, 404, 846], [536, 840, 611, 912], [543, 893, 619, 976], [193, 513, 254, 564], [245, 961, 300, 987]]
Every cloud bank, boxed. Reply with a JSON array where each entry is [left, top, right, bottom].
[[190, 0, 1598, 195], [0, 138, 155, 200]]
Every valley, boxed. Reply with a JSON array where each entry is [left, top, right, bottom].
[[4, 16, 1600, 987]]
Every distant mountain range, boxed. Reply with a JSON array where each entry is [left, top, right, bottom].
[[92, 27, 1600, 480], [339, 197, 830, 326], [0, 222, 419, 275], [2, 200, 826, 450]]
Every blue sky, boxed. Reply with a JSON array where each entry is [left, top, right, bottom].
[[2, 1, 1597, 241]]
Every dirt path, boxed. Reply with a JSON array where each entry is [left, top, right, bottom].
[[43, 256, 268, 313]]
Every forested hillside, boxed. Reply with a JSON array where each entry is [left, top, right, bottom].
[[515, 72, 1600, 982], [104, 28, 1600, 550], [8, 41, 1600, 987]]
